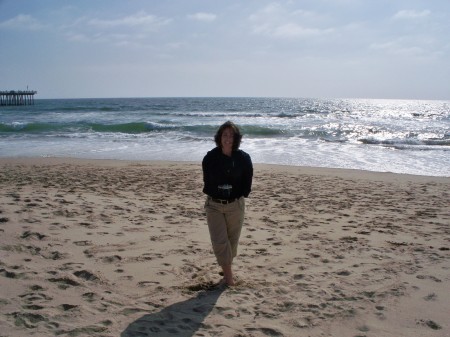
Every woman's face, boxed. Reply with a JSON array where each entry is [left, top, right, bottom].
[[221, 127, 234, 151]]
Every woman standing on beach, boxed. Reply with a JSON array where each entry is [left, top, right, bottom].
[[202, 121, 253, 286]]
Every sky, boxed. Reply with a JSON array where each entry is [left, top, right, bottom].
[[0, 0, 449, 100]]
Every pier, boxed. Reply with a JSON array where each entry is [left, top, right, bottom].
[[0, 90, 37, 106]]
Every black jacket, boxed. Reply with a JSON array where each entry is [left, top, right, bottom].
[[202, 147, 253, 199]]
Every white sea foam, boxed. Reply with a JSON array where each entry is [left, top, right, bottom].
[[0, 97, 448, 176]]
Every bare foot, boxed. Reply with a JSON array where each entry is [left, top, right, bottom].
[[224, 275, 235, 286], [222, 264, 235, 286]]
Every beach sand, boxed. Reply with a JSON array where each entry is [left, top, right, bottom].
[[0, 158, 449, 337]]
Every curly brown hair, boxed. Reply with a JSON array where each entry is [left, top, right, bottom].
[[214, 121, 243, 151]]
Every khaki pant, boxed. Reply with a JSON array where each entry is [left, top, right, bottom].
[[205, 197, 245, 266]]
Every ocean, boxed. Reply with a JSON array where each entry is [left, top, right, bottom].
[[0, 97, 449, 177]]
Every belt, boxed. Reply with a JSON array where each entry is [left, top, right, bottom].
[[210, 197, 237, 204]]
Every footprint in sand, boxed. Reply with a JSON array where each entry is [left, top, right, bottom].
[[73, 240, 93, 246], [20, 290, 53, 304], [48, 276, 81, 289], [423, 293, 437, 301], [245, 327, 284, 336], [416, 275, 442, 282], [138, 281, 160, 287], [7, 312, 54, 329], [20, 231, 47, 240], [416, 319, 442, 330], [73, 270, 100, 282], [82, 292, 101, 303], [102, 255, 122, 263], [60, 304, 79, 311], [0, 267, 26, 280]]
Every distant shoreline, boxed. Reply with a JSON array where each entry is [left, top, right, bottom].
[[30, 96, 450, 101], [1, 156, 449, 181]]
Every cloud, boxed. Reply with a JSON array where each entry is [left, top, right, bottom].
[[393, 9, 431, 20], [0, 14, 46, 31], [66, 33, 90, 42], [66, 30, 150, 48], [369, 40, 425, 57], [249, 3, 332, 39], [61, 11, 173, 48], [87, 11, 171, 30], [272, 23, 333, 38], [187, 12, 217, 22]]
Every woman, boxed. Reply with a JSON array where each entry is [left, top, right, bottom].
[[202, 121, 253, 286]]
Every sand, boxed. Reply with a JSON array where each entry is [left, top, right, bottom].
[[0, 157, 449, 337]]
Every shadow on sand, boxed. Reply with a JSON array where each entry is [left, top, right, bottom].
[[121, 285, 226, 337]]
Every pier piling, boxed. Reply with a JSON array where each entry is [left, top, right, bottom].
[[0, 90, 37, 106]]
